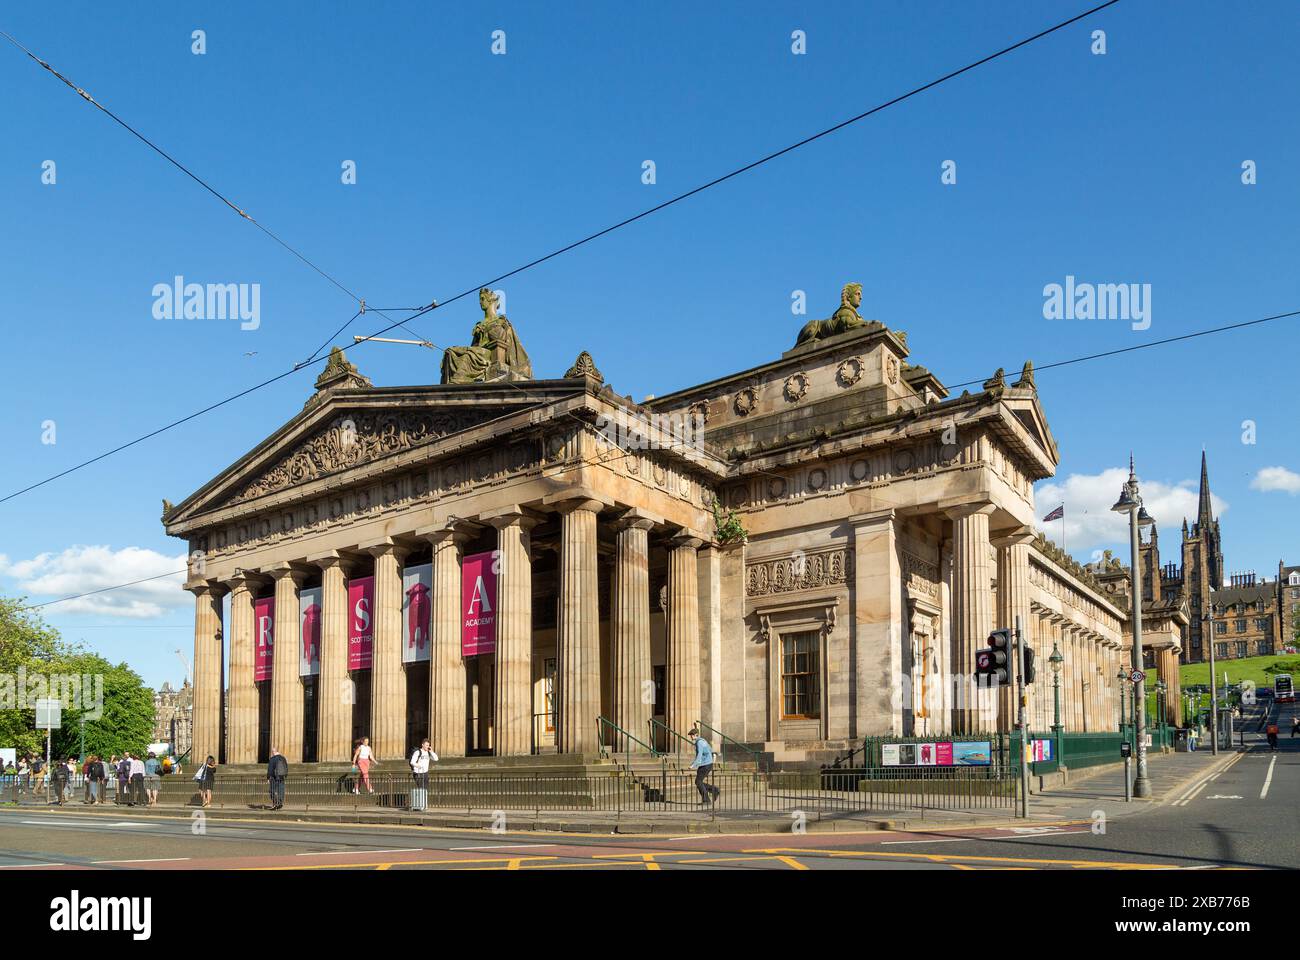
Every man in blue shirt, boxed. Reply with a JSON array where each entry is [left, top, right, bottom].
[[687, 729, 721, 805]]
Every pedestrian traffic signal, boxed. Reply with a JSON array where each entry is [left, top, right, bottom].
[[1023, 644, 1036, 685], [975, 628, 1011, 685]]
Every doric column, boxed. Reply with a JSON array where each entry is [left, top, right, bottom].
[[947, 503, 996, 733], [362, 540, 408, 760], [427, 525, 471, 758], [610, 511, 656, 749], [313, 553, 351, 762], [225, 573, 262, 764], [993, 528, 1035, 733], [486, 508, 540, 757], [555, 499, 603, 754], [852, 510, 904, 737], [269, 564, 308, 762], [666, 532, 703, 738], [188, 583, 225, 765]]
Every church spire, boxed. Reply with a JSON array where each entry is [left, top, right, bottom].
[[1197, 450, 1214, 525]]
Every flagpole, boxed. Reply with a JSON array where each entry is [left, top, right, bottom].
[[1061, 504, 1066, 555]]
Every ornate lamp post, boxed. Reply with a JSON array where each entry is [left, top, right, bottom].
[[1155, 679, 1167, 739], [1050, 643, 1064, 735], [1117, 668, 1128, 734], [1111, 455, 1155, 797]]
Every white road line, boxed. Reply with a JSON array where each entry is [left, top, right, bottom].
[[450, 844, 559, 851], [882, 838, 970, 845], [91, 857, 191, 864], [1260, 756, 1277, 800], [0, 862, 66, 868], [296, 848, 423, 856], [1174, 780, 1210, 808]]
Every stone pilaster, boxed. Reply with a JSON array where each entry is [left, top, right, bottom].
[[610, 512, 655, 749], [486, 508, 540, 757], [188, 583, 225, 765], [313, 554, 351, 762], [666, 532, 703, 738], [269, 565, 308, 762], [225, 573, 261, 764], [556, 499, 603, 754], [947, 503, 996, 733], [364, 540, 409, 760], [427, 526, 471, 758], [993, 528, 1035, 733], [852, 510, 904, 737]]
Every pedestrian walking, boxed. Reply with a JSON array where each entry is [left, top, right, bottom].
[[115, 755, 130, 804], [351, 737, 377, 795], [144, 752, 162, 806], [31, 756, 47, 797], [687, 728, 721, 805], [408, 738, 437, 811], [194, 755, 217, 808], [1291, 717, 1299, 738], [51, 757, 69, 806], [128, 753, 146, 806], [86, 755, 105, 804], [266, 748, 288, 810], [16, 756, 29, 796]]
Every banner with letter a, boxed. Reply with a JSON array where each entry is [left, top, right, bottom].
[[254, 597, 275, 681], [402, 564, 433, 664], [299, 586, 322, 677], [348, 576, 374, 670], [461, 551, 497, 657]]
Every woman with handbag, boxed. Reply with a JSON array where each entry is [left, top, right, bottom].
[[351, 737, 376, 795], [194, 755, 217, 808]]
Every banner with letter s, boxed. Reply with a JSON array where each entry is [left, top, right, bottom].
[[348, 576, 374, 670]]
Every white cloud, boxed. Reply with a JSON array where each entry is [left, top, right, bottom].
[[1251, 466, 1300, 495], [1034, 467, 1227, 558], [0, 545, 188, 618]]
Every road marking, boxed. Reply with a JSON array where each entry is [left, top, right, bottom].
[[1205, 795, 1242, 800], [296, 848, 422, 856], [450, 844, 558, 851], [0, 862, 66, 868], [746, 847, 1170, 869], [882, 838, 969, 845], [91, 857, 190, 864], [1260, 756, 1276, 800]]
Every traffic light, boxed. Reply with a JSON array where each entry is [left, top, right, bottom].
[[1023, 644, 1036, 685], [975, 628, 1011, 686]]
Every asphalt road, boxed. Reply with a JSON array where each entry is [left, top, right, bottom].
[[1, 707, 1294, 871]]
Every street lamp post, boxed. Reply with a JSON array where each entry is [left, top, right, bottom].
[[1111, 455, 1154, 798], [1205, 603, 1218, 755], [1117, 668, 1128, 734], [1156, 679, 1167, 746], [1050, 643, 1064, 735]]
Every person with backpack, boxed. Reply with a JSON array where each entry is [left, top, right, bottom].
[[266, 748, 288, 810], [687, 728, 721, 805], [144, 752, 162, 806], [31, 756, 46, 798], [408, 738, 437, 812], [1266, 721, 1279, 751], [50, 757, 70, 806], [115, 755, 130, 804]]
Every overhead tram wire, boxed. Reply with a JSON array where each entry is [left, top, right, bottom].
[[18, 305, 1300, 613], [0, 28, 435, 349], [0, 0, 1127, 504]]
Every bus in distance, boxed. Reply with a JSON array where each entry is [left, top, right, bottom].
[[1275, 674, 1295, 704]]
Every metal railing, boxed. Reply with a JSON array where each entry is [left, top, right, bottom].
[[596, 715, 656, 770], [647, 717, 691, 764], [695, 719, 768, 772]]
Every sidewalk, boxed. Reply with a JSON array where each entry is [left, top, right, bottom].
[[1, 748, 1241, 835]]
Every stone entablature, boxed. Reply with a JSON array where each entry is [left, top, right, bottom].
[[744, 546, 852, 597], [1029, 549, 1125, 637]]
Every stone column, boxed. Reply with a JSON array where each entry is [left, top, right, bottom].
[[947, 503, 996, 733], [610, 511, 655, 750], [487, 509, 540, 757], [993, 528, 1035, 733], [852, 510, 904, 737], [226, 573, 261, 764], [427, 527, 471, 758], [666, 532, 703, 738], [364, 540, 408, 760], [313, 554, 351, 762], [189, 583, 225, 765], [556, 499, 603, 754], [269, 565, 308, 762]]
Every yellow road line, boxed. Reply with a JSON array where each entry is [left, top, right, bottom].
[[744, 847, 1169, 869]]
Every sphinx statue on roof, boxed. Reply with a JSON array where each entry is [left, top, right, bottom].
[[440, 288, 534, 384], [794, 282, 869, 346]]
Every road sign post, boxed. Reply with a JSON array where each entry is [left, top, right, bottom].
[[1015, 616, 1029, 820], [35, 698, 61, 806]]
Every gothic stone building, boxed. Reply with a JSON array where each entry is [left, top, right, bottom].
[[164, 286, 1134, 765]]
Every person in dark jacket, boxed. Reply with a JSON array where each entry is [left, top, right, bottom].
[[51, 757, 70, 806], [266, 748, 288, 810]]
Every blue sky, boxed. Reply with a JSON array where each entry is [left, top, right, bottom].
[[1, 0, 1297, 689]]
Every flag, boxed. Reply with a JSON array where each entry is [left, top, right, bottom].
[[1042, 504, 1064, 523]]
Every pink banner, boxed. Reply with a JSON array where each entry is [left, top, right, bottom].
[[461, 551, 497, 657], [254, 596, 275, 682], [348, 576, 374, 670]]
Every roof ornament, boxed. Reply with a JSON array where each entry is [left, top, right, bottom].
[[1012, 360, 1035, 390], [564, 350, 603, 382]]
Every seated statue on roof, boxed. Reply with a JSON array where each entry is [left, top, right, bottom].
[[440, 288, 534, 384], [795, 282, 868, 346]]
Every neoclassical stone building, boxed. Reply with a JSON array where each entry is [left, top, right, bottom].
[[164, 286, 1138, 765]]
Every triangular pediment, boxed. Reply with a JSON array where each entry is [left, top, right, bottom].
[[166, 382, 587, 528]]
